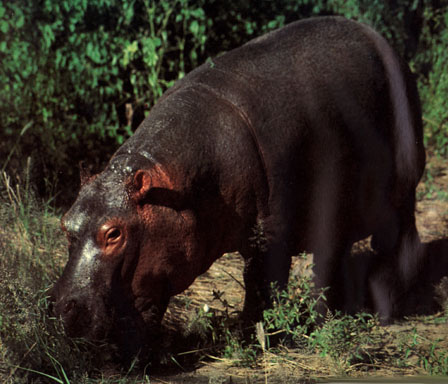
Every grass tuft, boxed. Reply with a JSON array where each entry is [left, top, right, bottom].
[[0, 166, 113, 383]]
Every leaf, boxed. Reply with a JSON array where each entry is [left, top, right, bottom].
[[153, 37, 161, 47], [124, 2, 134, 24], [0, 20, 9, 34], [267, 20, 278, 30], [16, 14, 24, 28], [190, 8, 205, 18], [189, 20, 199, 35]]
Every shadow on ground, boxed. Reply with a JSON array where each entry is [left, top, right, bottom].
[[402, 238, 448, 316]]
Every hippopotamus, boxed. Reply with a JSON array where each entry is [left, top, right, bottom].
[[50, 16, 425, 353]]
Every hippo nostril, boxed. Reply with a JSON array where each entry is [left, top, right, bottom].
[[63, 299, 77, 315]]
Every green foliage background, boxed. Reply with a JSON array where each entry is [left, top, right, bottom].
[[1, 0, 447, 204]]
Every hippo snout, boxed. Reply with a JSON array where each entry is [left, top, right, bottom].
[[54, 297, 81, 320], [51, 294, 94, 337]]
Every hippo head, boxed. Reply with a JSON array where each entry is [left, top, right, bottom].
[[50, 154, 205, 351]]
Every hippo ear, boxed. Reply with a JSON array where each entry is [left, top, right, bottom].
[[132, 167, 186, 209], [132, 166, 177, 199], [132, 169, 153, 200]]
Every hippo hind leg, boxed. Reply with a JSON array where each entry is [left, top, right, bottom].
[[240, 246, 269, 324], [312, 238, 359, 316], [369, 195, 423, 323]]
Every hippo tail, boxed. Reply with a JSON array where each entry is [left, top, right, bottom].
[[360, 21, 426, 192], [360, 21, 426, 292]]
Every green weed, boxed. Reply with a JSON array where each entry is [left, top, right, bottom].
[[398, 328, 448, 375], [181, 292, 258, 368], [309, 312, 379, 372], [184, 304, 215, 342], [260, 257, 382, 372], [262, 254, 326, 348]]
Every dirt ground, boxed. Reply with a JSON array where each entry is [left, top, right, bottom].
[[148, 153, 448, 384]]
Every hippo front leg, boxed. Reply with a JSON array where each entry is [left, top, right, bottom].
[[241, 249, 269, 325], [240, 218, 293, 326], [112, 297, 169, 363], [312, 241, 353, 314]]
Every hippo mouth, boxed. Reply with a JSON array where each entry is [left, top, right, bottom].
[[56, 299, 151, 358], [60, 300, 96, 338], [49, 289, 114, 341]]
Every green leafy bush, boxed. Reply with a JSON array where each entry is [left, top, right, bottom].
[[1, 0, 447, 203], [309, 312, 378, 369], [0, 0, 209, 204], [263, 255, 326, 347], [414, 4, 448, 155], [398, 328, 448, 375], [260, 265, 383, 373]]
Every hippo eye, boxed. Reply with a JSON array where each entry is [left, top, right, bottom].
[[105, 227, 121, 245]]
